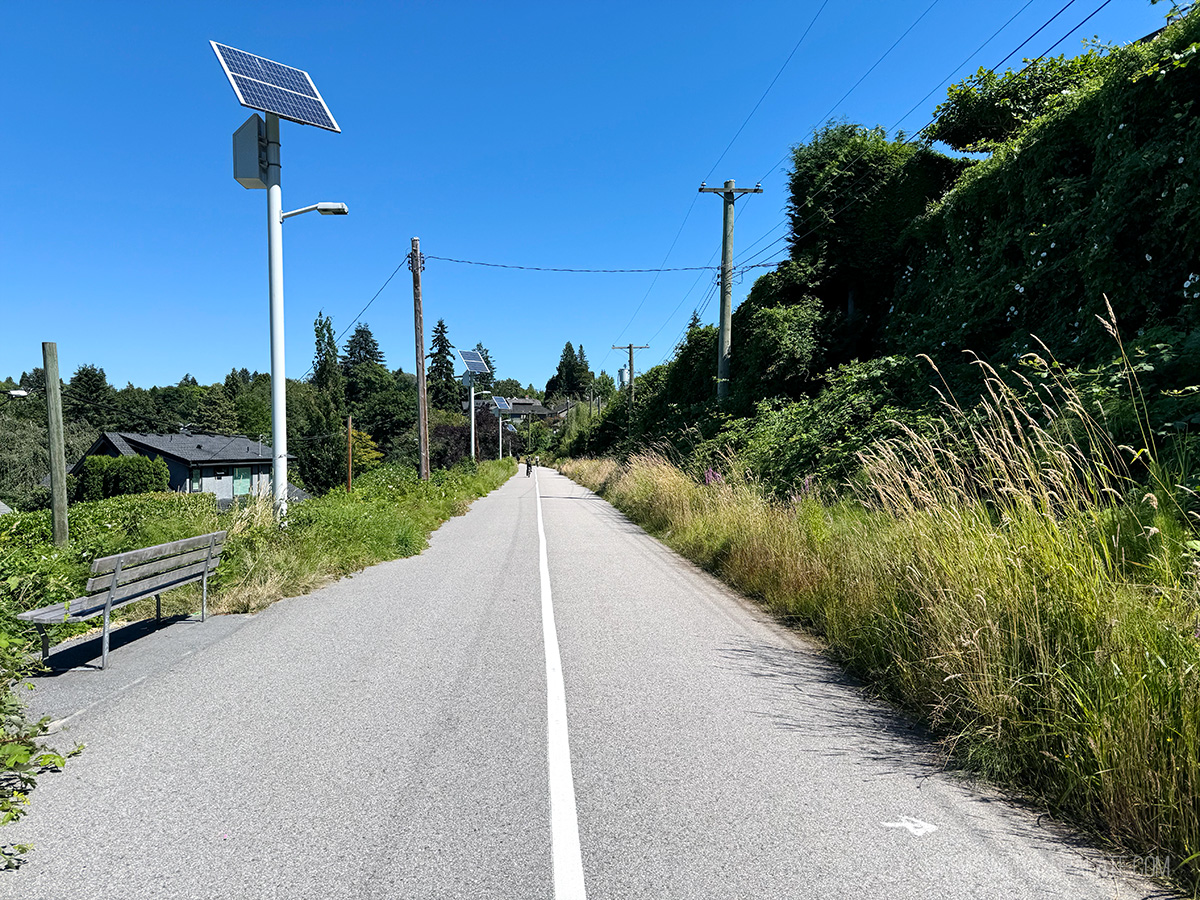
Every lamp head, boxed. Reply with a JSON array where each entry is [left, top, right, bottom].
[[317, 202, 349, 215]]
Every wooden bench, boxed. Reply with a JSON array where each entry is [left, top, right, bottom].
[[16, 531, 226, 670]]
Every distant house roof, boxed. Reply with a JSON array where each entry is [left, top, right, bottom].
[[508, 398, 552, 417], [0, 500, 12, 516], [70, 432, 289, 475]]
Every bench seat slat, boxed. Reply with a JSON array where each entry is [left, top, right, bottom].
[[87, 544, 223, 593], [90, 530, 227, 574], [17, 559, 218, 624]]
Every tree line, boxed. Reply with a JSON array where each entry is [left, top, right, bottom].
[[0, 315, 551, 508]]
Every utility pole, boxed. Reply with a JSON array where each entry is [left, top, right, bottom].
[[409, 238, 430, 481], [699, 179, 761, 399], [612, 344, 648, 408], [347, 414, 353, 492], [42, 342, 68, 547]]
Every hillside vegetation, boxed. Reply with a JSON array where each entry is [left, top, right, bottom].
[[558, 8, 1200, 892], [566, 11, 1200, 496]]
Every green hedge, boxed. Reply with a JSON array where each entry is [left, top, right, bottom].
[[76, 455, 170, 502]]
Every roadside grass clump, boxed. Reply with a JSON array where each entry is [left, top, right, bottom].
[[0, 457, 514, 854], [559, 347, 1200, 892]]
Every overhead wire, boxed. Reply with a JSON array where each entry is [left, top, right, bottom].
[[730, 0, 1042, 272], [724, 0, 1104, 288], [702, 0, 832, 184], [602, 0, 832, 370], [639, 0, 949, 360], [723, 0, 1124, 290]]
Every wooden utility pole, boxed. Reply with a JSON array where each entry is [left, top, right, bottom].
[[347, 414, 353, 492], [612, 344, 648, 408], [409, 238, 431, 480], [42, 342, 68, 547], [699, 179, 762, 399]]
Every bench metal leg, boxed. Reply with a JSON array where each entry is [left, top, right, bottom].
[[155, 593, 161, 626], [37, 625, 49, 662]]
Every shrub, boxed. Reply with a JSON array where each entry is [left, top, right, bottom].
[[76, 455, 169, 501]]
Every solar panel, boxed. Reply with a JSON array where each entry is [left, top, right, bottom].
[[211, 41, 340, 132], [506, 423, 518, 433], [458, 350, 491, 375], [493, 396, 512, 411]]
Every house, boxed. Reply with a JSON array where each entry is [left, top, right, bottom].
[[70, 432, 308, 508], [506, 398, 553, 424]]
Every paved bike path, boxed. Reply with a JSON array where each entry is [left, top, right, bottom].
[[3, 468, 1164, 899]]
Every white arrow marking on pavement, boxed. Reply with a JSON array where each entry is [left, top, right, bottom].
[[882, 816, 938, 836], [536, 469, 588, 900]]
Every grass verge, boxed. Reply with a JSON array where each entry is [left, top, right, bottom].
[[560, 363, 1200, 894]]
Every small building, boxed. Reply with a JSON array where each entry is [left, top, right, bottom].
[[70, 432, 307, 508], [0, 500, 12, 516], [506, 398, 553, 424]]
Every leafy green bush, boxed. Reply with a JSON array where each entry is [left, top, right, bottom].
[[76, 455, 169, 502]]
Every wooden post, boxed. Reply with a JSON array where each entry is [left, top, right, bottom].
[[42, 342, 68, 547], [409, 238, 431, 480], [347, 414, 353, 492], [699, 179, 762, 399]]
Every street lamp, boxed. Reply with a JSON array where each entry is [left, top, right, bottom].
[[473, 390, 491, 462], [2, 389, 29, 405], [281, 202, 349, 220], [212, 41, 344, 521]]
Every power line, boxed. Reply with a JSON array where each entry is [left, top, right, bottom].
[[703, 0, 832, 184], [756, 0, 944, 186], [730, 0, 1102, 277], [989, 0, 1081, 73], [666, 0, 1124, 366], [294, 260, 407, 384], [422, 254, 718, 274]]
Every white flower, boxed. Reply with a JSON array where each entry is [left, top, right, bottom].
[[1041, 252, 1047, 257], [941, 341, 946, 347], [1015, 284, 1022, 291], [1180, 157, 1185, 164], [1050, 242, 1056, 249], [1146, 254, 1153, 261], [1107, 133, 1113, 139], [1119, 124, 1125, 129]]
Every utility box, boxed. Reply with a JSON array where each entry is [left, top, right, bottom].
[[618, 367, 629, 390], [232, 113, 268, 189]]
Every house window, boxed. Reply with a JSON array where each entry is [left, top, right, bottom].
[[190, 468, 201, 492], [214, 467, 229, 479]]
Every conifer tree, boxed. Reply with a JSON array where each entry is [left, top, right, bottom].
[[427, 319, 461, 413], [311, 313, 346, 415]]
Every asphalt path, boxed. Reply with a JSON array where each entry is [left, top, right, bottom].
[[3, 467, 1170, 899]]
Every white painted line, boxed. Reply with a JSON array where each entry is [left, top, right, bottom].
[[535, 468, 588, 900]]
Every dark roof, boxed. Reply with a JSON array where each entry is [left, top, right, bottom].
[[0, 500, 12, 515], [508, 398, 551, 416], [76, 432, 286, 470], [122, 433, 282, 465]]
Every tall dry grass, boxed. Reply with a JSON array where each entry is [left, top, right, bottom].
[[559, 349, 1200, 891]]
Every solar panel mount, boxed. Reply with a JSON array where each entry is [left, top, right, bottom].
[[458, 350, 491, 375], [211, 41, 340, 132]]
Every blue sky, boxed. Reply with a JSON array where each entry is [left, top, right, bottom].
[[2, 1, 1169, 393]]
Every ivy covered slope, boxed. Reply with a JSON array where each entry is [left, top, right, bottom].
[[885, 15, 1200, 370]]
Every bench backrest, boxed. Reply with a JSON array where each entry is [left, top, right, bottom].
[[87, 531, 227, 606]]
